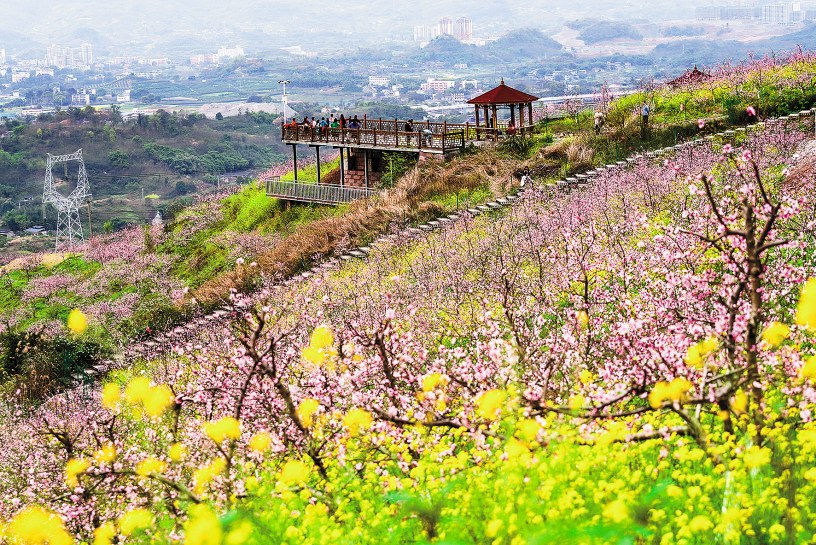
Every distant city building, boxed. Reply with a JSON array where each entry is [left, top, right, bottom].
[[454, 17, 473, 41], [72, 89, 92, 106], [116, 89, 131, 103], [762, 2, 801, 24], [0, 49, 6, 65], [190, 54, 219, 65], [368, 76, 390, 86], [413, 25, 439, 42], [45, 43, 94, 69], [438, 17, 454, 36], [420, 79, 455, 92], [80, 43, 93, 65], [217, 45, 245, 60], [11, 71, 30, 83], [280, 46, 317, 58], [414, 16, 473, 42], [695, 5, 758, 20]]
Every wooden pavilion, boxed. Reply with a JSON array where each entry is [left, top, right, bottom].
[[667, 65, 711, 88], [467, 79, 539, 140]]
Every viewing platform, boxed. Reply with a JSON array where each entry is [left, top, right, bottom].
[[281, 119, 466, 154], [274, 80, 540, 205]]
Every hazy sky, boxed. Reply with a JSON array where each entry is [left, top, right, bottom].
[[0, 0, 710, 55]]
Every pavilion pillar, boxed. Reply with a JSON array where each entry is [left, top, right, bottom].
[[491, 104, 498, 141], [519, 103, 525, 133], [291, 144, 298, 181], [510, 104, 516, 126], [474, 105, 480, 140], [315, 146, 321, 184], [364, 149, 369, 189], [528, 103, 533, 133], [339, 148, 345, 187]]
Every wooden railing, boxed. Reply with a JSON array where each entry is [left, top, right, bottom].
[[282, 117, 535, 151], [282, 124, 467, 153], [265, 178, 377, 205]]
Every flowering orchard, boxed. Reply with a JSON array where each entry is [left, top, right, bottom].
[[3, 119, 816, 544]]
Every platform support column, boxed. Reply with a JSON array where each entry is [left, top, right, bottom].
[[315, 146, 321, 184]]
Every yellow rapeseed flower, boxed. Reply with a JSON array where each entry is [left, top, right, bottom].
[[279, 459, 309, 485], [169, 442, 188, 462], [761, 322, 790, 348], [301, 325, 336, 366], [685, 336, 718, 369], [603, 499, 629, 523], [204, 417, 242, 443], [343, 408, 373, 436], [94, 444, 117, 465], [649, 378, 692, 409], [66, 308, 88, 335], [517, 419, 542, 442], [801, 355, 816, 380], [422, 373, 447, 392], [579, 369, 594, 385], [65, 458, 90, 488], [485, 519, 503, 538], [225, 521, 253, 545], [184, 504, 223, 545], [804, 467, 816, 482], [296, 398, 320, 428], [568, 394, 585, 411], [142, 384, 175, 417], [730, 390, 748, 415], [101, 383, 121, 410], [192, 458, 227, 494], [124, 376, 151, 405], [743, 446, 771, 469], [135, 456, 167, 477], [475, 389, 506, 420], [118, 508, 153, 536], [576, 310, 589, 329], [301, 346, 325, 366], [93, 521, 116, 545], [688, 515, 713, 533], [309, 325, 334, 350], [796, 278, 816, 332], [248, 432, 272, 454], [8, 506, 72, 545]]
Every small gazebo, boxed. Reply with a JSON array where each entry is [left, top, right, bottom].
[[667, 65, 711, 88], [467, 79, 539, 140]]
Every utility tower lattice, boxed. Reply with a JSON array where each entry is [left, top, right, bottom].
[[42, 149, 91, 249]]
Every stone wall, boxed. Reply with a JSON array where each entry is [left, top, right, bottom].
[[342, 148, 384, 188]]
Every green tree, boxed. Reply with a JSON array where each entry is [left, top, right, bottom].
[[108, 150, 131, 169]]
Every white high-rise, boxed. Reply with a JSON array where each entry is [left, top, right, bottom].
[[438, 17, 453, 36], [454, 17, 473, 41], [80, 43, 93, 66]]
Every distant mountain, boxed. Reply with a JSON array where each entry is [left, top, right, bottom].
[[414, 29, 565, 66], [756, 23, 816, 53], [577, 21, 643, 44], [485, 28, 564, 59], [651, 39, 746, 67], [649, 23, 816, 69]]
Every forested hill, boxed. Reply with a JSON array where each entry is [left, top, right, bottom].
[[0, 108, 287, 235]]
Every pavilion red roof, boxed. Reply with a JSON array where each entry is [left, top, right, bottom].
[[666, 66, 711, 88], [467, 80, 539, 105]]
